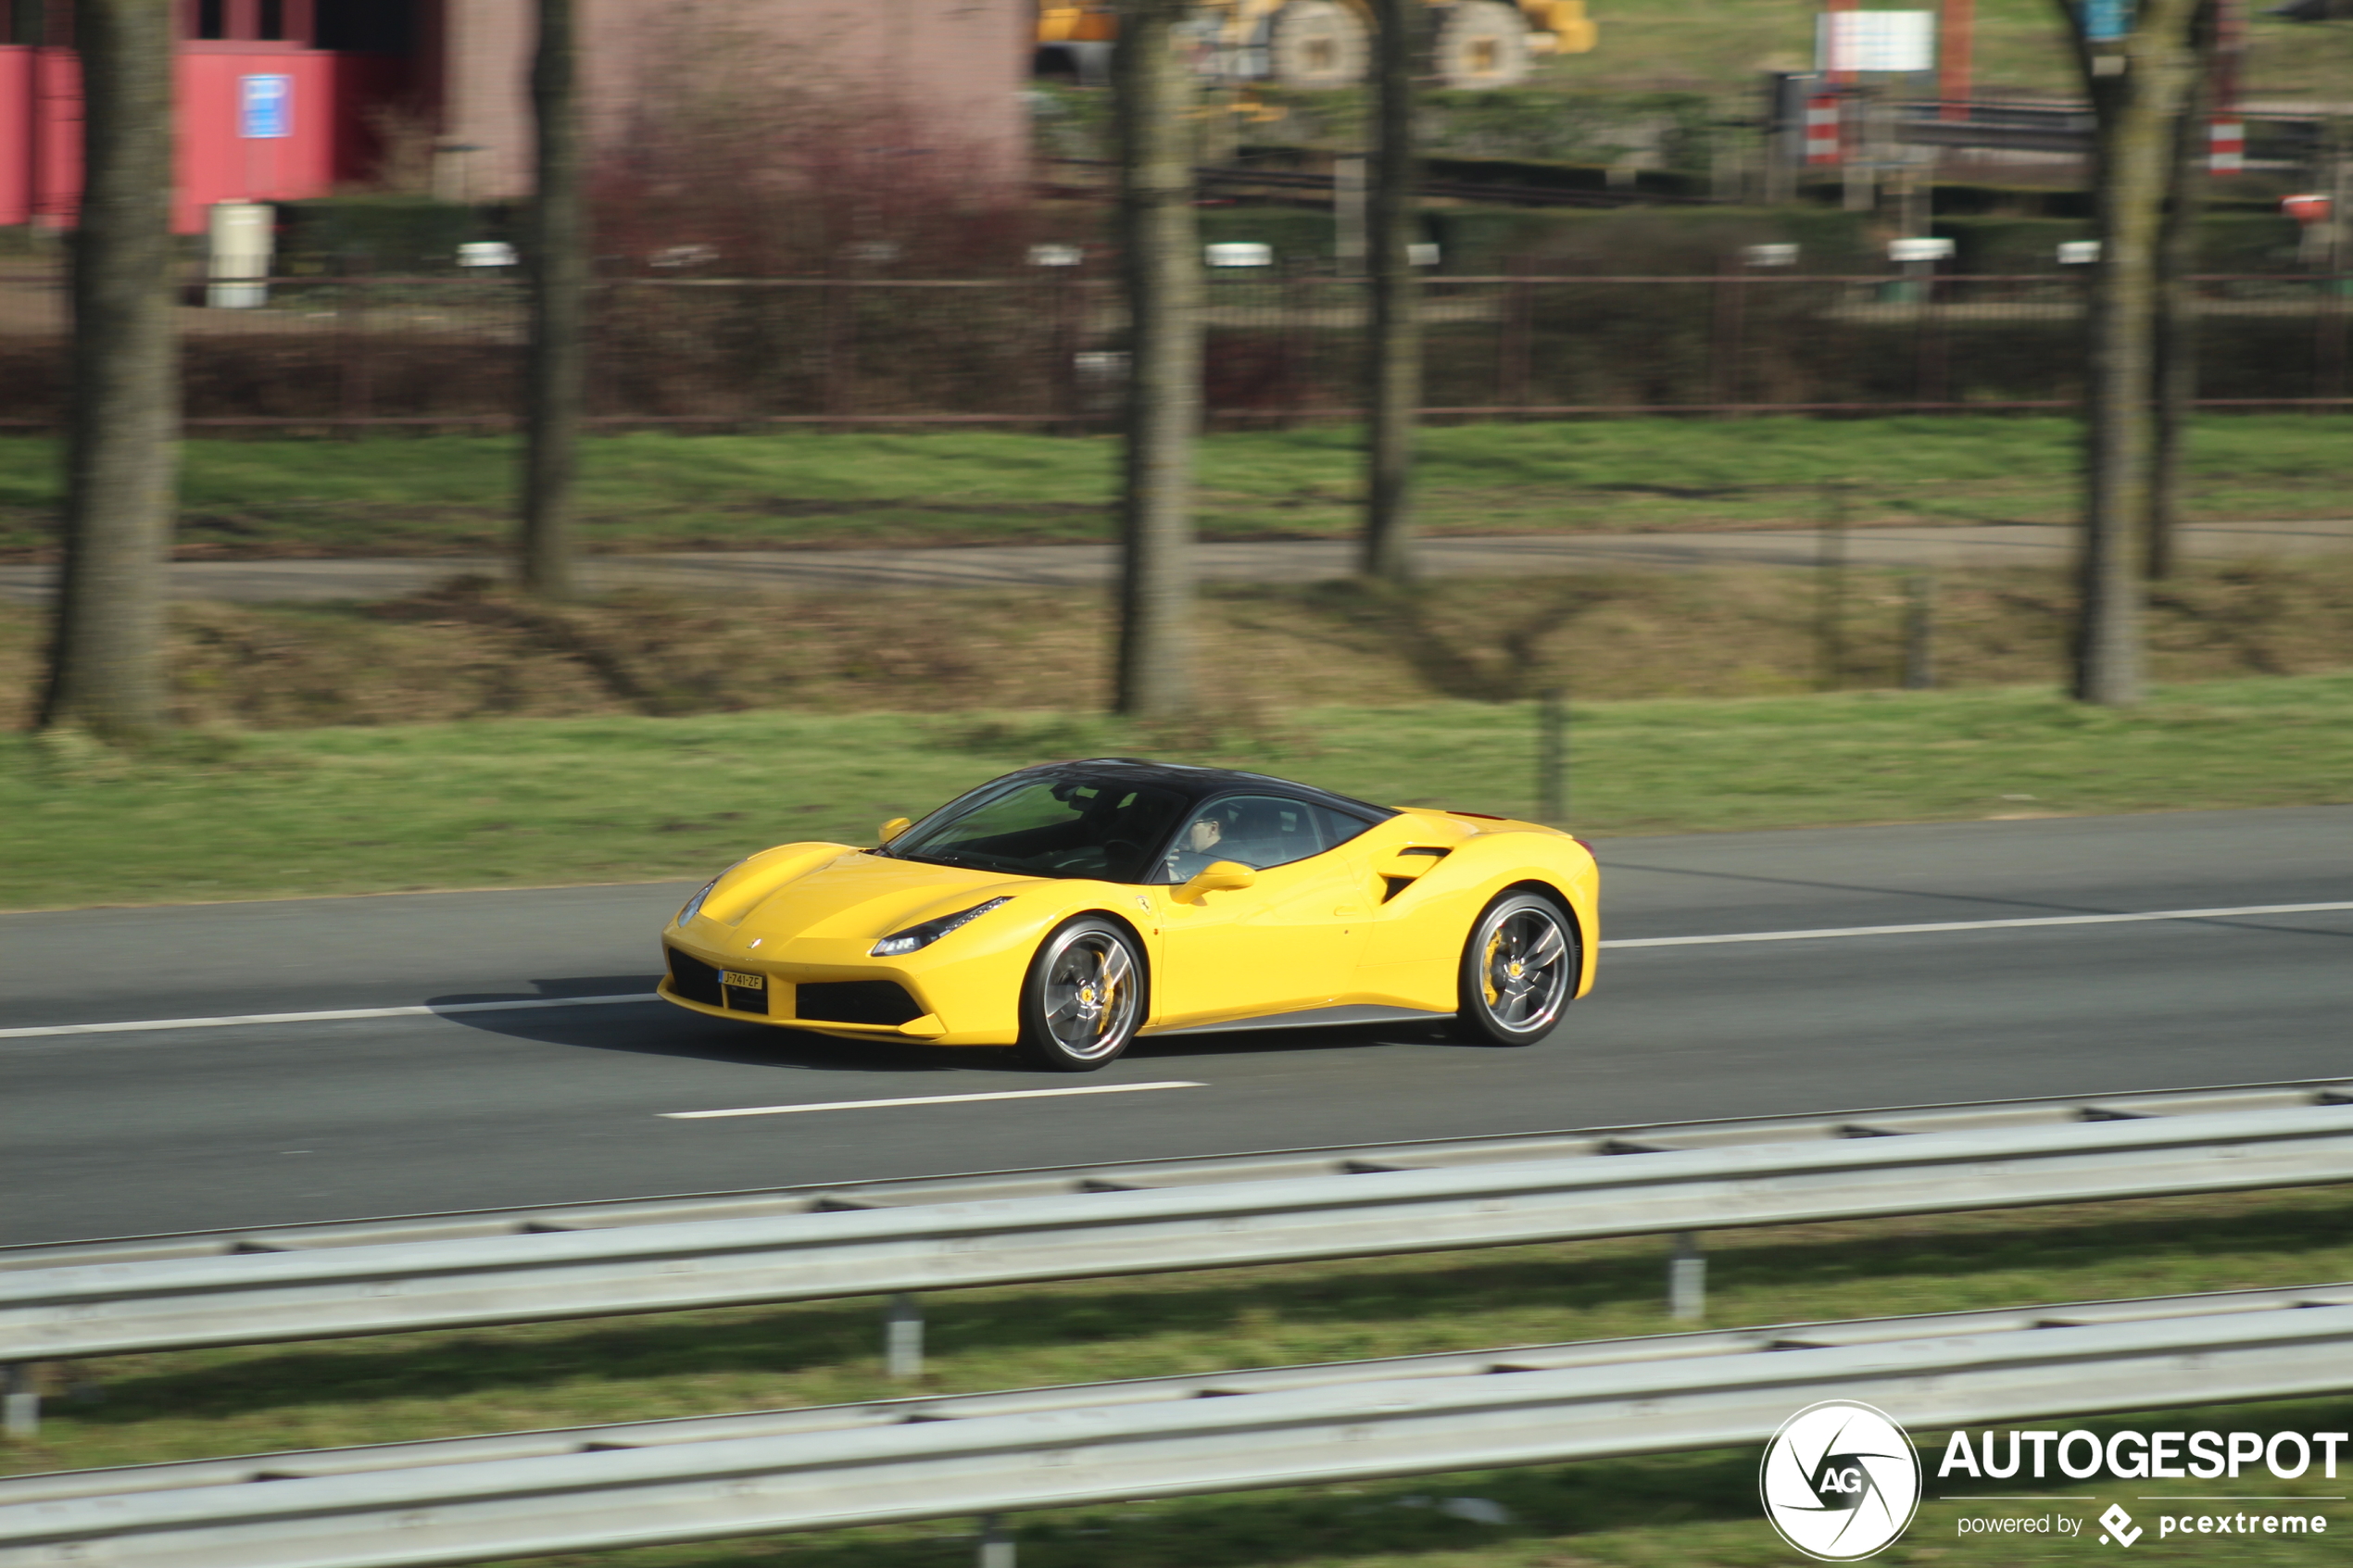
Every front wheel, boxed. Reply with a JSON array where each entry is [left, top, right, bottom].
[[1015, 917, 1145, 1072], [1451, 892, 1577, 1047]]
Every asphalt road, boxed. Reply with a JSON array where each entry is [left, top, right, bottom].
[[1, 517, 2349, 605], [4, 807, 2347, 1246]]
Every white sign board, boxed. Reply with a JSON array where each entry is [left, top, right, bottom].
[[1888, 236, 1955, 262], [1817, 12, 1936, 74]]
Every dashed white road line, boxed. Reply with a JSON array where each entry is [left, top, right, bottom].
[[1599, 901, 2353, 950], [6, 901, 2347, 1040], [661, 1081, 1209, 1120], [0, 993, 659, 1041]]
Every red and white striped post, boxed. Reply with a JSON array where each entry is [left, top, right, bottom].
[[1806, 94, 1843, 165], [2208, 119, 2245, 175]]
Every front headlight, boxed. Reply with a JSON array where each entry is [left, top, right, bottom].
[[871, 897, 1013, 957], [676, 875, 721, 926]]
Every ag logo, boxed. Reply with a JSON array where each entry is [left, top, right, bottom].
[[1758, 1400, 1922, 1561]]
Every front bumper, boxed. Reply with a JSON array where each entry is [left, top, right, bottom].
[[659, 940, 973, 1042]]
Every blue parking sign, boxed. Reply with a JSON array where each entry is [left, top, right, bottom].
[[2079, 0, 2134, 42], [240, 74, 292, 140]]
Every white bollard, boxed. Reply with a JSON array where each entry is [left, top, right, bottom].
[[885, 1293, 924, 1379], [978, 1514, 1015, 1568], [1668, 1232, 1706, 1322], [2, 1364, 37, 1439]]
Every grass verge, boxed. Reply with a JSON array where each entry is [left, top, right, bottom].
[[5, 673, 2352, 910], [6, 1185, 2351, 1566], [7, 560, 2351, 733], [1, 416, 2347, 558]]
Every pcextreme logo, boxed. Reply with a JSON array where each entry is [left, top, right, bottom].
[[1759, 1400, 1924, 1561]]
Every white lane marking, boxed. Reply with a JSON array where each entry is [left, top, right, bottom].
[[662, 1081, 1209, 1120], [9, 899, 2350, 1039], [0, 993, 659, 1041], [1601, 901, 2353, 950]]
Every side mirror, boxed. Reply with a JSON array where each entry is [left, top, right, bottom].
[[877, 817, 912, 844], [1177, 859, 1256, 903]]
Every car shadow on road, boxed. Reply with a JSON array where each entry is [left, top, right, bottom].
[[426, 978, 1467, 1075], [424, 977, 958, 1074]]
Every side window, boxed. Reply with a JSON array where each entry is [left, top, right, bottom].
[[1314, 804, 1379, 850], [1161, 795, 1328, 880]]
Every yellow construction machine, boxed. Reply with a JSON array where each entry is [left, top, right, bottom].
[[1035, 0, 1596, 91]]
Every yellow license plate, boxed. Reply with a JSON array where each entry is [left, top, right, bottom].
[[720, 971, 765, 990]]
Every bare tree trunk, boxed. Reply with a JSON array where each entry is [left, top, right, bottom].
[[2062, 0, 2205, 706], [522, 0, 585, 599], [1114, 0, 1201, 717], [2150, 0, 2220, 581], [1360, 0, 1420, 584], [38, 0, 178, 740]]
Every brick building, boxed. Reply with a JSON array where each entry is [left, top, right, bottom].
[[0, 0, 1031, 233]]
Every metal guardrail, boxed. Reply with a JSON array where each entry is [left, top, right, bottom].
[[6, 1098, 2352, 1376], [11, 1079, 2347, 1272], [5, 1284, 2351, 1568]]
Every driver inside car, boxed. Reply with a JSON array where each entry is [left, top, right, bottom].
[[1164, 811, 1233, 882]]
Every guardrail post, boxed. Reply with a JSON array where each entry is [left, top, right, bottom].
[[978, 1513, 1015, 1568], [1903, 570, 1938, 690], [886, 1293, 924, 1378], [1668, 1233, 1705, 1322], [1816, 481, 1851, 691], [1, 1363, 35, 1438], [1536, 686, 1567, 823]]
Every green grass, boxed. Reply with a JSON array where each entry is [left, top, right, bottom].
[[7, 1186, 2351, 1567], [2, 416, 2347, 558], [6, 674, 2353, 910]]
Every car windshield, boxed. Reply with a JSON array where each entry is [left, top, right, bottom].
[[884, 774, 1188, 883]]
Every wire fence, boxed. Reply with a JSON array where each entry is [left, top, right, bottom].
[[0, 262, 2346, 430]]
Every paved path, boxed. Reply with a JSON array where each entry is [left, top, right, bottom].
[[5, 807, 2347, 1242], [3, 516, 2349, 606]]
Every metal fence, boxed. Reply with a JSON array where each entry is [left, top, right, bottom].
[[5, 1283, 2351, 1568], [0, 261, 2346, 430], [5, 1099, 2349, 1423]]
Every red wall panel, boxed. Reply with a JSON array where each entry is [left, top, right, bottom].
[[0, 46, 84, 229], [173, 48, 338, 232], [4, 46, 403, 232]]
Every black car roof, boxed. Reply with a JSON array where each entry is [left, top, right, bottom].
[[1013, 759, 1397, 821]]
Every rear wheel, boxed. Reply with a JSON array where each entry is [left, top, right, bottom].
[[1267, 0, 1371, 89], [1433, 0, 1531, 90], [1451, 891, 1576, 1046], [1015, 917, 1145, 1072]]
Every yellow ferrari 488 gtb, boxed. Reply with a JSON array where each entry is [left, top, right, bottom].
[[659, 759, 1598, 1071]]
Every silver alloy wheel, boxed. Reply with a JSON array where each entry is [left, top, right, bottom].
[[1465, 895, 1573, 1041], [1031, 922, 1141, 1064]]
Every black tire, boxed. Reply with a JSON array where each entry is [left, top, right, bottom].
[[1014, 917, 1146, 1072], [1432, 0, 1530, 89], [1266, 0, 1371, 89], [1451, 891, 1578, 1047]]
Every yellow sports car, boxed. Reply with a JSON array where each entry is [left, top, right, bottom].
[[659, 759, 1598, 1071]]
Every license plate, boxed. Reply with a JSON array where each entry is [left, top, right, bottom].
[[721, 971, 765, 990]]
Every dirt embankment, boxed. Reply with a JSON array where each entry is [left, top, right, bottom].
[[6, 560, 2351, 732]]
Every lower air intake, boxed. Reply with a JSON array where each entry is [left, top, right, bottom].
[[796, 981, 923, 1026], [665, 948, 725, 1008]]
